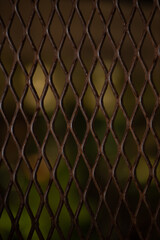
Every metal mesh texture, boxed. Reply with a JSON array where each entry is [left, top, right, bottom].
[[0, 0, 160, 239]]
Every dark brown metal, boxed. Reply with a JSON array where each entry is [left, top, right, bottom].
[[0, 0, 160, 239]]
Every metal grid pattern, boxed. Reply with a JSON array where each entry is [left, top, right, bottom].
[[0, 0, 160, 239]]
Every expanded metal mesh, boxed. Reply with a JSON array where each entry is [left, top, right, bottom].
[[0, 0, 160, 239]]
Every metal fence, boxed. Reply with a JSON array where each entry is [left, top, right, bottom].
[[0, 0, 160, 239]]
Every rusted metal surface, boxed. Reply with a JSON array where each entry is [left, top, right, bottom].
[[0, 0, 160, 239]]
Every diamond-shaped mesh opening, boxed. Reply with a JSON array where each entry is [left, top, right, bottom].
[[58, 204, 72, 238], [0, 1, 12, 24], [67, 181, 80, 214], [58, 0, 73, 23], [103, 84, 116, 118], [62, 85, 76, 120], [7, 185, 21, 218], [124, 130, 138, 165], [36, 157, 50, 191], [80, 36, 94, 71], [24, 134, 39, 167], [44, 132, 58, 167], [109, 8, 124, 46], [144, 131, 158, 163], [75, 155, 89, 192], [0, 39, 14, 74], [43, 85, 56, 118], [0, 69, 6, 98], [125, 180, 140, 214], [100, 37, 114, 68], [11, 64, 26, 100], [94, 156, 109, 191], [4, 135, 19, 170], [0, 23, 4, 44], [140, 33, 155, 70], [152, 59, 160, 95], [73, 108, 87, 143], [146, 179, 160, 214], [51, 229, 61, 240], [48, 182, 60, 215], [96, 202, 112, 238], [56, 157, 70, 192], [111, 61, 125, 95], [104, 131, 118, 166], [49, 11, 64, 48], [135, 156, 150, 190], [64, 132, 78, 167], [0, 209, 11, 239], [0, 161, 10, 197], [51, 61, 66, 96], [31, 64, 45, 99], [143, 85, 156, 117], [155, 160, 160, 184], [17, 0, 33, 25], [153, 106, 160, 140], [119, 1, 132, 21], [82, 84, 96, 119], [60, 37, 75, 71], [115, 156, 130, 191], [29, 14, 44, 48], [136, 201, 151, 239], [2, 87, 16, 124], [22, 86, 37, 120], [33, 111, 47, 146], [71, 61, 85, 96], [18, 207, 31, 239], [70, 10, 84, 47], [9, 13, 24, 50], [93, 108, 107, 142], [84, 132, 98, 167], [28, 183, 41, 216], [17, 160, 31, 194], [78, 203, 91, 237], [1, 1, 160, 239], [122, 83, 136, 118], [117, 202, 131, 237], [40, 38, 57, 73], [132, 107, 146, 141], [113, 108, 126, 142], [79, 1, 93, 22], [92, 61, 105, 96], [86, 180, 100, 214], [52, 109, 67, 143], [129, 8, 144, 45], [19, 38, 34, 73], [38, 0, 52, 24], [150, 8, 160, 44], [131, 59, 146, 95], [120, 34, 134, 70], [89, 10, 104, 47], [105, 179, 120, 216], [39, 206, 51, 238], [0, 113, 7, 149], [13, 110, 27, 146], [139, 1, 153, 20]]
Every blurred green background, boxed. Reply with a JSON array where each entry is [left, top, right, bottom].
[[0, 0, 160, 239]]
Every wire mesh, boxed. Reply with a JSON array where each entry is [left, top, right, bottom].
[[0, 0, 160, 239]]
